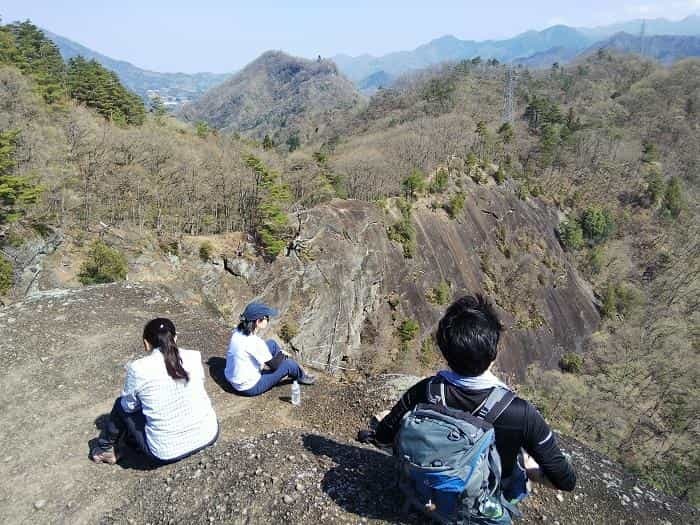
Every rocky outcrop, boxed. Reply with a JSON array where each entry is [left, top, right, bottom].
[[18, 184, 598, 379], [257, 187, 599, 378], [0, 227, 62, 301]]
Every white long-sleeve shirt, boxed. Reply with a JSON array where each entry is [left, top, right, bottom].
[[224, 330, 272, 391], [120, 348, 218, 460]]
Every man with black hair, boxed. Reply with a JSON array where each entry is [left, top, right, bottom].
[[359, 294, 576, 503]]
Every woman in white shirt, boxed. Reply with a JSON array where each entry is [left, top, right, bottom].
[[90, 318, 219, 465], [225, 302, 315, 396]]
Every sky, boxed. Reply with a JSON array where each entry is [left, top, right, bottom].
[[1, 1, 699, 73]]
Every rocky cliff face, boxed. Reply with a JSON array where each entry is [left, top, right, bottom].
[[29, 183, 599, 379], [255, 186, 599, 378]]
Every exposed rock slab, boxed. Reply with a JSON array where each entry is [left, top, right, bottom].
[[259, 189, 599, 378]]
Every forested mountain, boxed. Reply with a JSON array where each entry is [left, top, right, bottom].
[[44, 29, 231, 103], [180, 51, 363, 148], [0, 18, 698, 509]]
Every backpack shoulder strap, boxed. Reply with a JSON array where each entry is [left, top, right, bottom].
[[425, 376, 447, 407], [473, 386, 516, 424]]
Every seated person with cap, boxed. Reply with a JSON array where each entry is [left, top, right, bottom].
[[224, 301, 315, 396]]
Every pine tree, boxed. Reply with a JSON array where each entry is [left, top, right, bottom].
[[5, 21, 66, 103], [66, 56, 145, 125], [0, 130, 42, 223], [245, 155, 291, 258]]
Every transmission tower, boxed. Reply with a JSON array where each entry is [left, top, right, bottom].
[[502, 66, 516, 124], [639, 19, 646, 57]]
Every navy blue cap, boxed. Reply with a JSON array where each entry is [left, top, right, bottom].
[[241, 302, 279, 321]]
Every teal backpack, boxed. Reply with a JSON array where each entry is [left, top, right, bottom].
[[394, 378, 519, 524]]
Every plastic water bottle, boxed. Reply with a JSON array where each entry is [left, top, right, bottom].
[[479, 497, 503, 519], [291, 380, 301, 406]]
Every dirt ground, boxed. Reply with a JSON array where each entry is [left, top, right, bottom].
[[0, 283, 696, 524]]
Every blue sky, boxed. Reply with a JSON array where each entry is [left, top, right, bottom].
[[1, 1, 699, 73]]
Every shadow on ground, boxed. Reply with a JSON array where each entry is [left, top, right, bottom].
[[206, 356, 237, 394], [302, 433, 418, 524]]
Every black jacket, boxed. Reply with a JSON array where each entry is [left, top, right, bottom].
[[374, 376, 576, 491]]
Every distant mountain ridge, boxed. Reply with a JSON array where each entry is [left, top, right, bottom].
[[578, 14, 700, 39], [334, 25, 594, 83], [586, 32, 700, 65], [44, 30, 231, 104], [336, 14, 700, 87], [180, 51, 362, 145], [42, 14, 700, 102]]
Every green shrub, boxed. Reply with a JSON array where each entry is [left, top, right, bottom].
[[286, 135, 300, 152], [559, 352, 583, 374], [642, 141, 659, 163], [199, 241, 214, 262], [387, 198, 416, 258], [262, 134, 274, 150], [600, 281, 642, 319], [602, 284, 617, 318], [559, 219, 584, 250], [78, 241, 128, 285], [0, 254, 13, 294], [427, 280, 451, 305], [429, 168, 448, 193], [587, 246, 604, 274], [662, 177, 684, 219], [388, 219, 415, 258], [397, 318, 419, 342], [195, 121, 210, 138], [516, 183, 530, 201], [444, 192, 466, 219], [581, 206, 614, 244], [497, 122, 514, 144], [402, 169, 427, 200], [644, 168, 664, 206], [494, 166, 506, 185], [279, 321, 299, 344], [615, 282, 643, 316], [420, 336, 440, 367]]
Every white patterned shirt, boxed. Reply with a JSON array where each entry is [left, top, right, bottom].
[[121, 348, 218, 461]]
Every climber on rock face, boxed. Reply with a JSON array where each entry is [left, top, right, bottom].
[[224, 301, 315, 396], [358, 294, 576, 520], [90, 318, 219, 465]]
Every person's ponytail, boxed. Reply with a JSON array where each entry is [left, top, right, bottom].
[[143, 318, 189, 382]]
